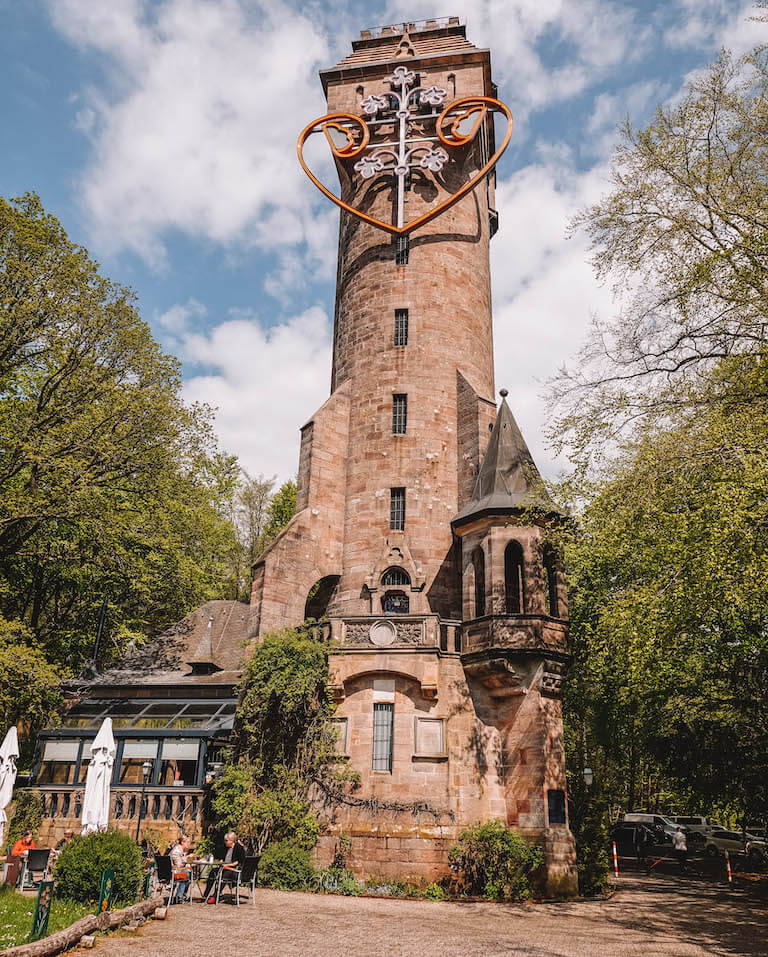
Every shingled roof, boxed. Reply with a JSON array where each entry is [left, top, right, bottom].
[[76, 600, 250, 688], [453, 394, 561, 526]]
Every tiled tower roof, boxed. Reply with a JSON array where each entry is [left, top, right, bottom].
[[453, 393, 560, 525]]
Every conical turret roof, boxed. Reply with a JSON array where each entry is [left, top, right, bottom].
[[453, 393, 560, 526]]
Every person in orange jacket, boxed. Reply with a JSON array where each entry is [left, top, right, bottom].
[[11, 830, 36, 857]]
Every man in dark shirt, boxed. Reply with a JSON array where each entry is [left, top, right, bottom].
[[202, 831, 245, 902]]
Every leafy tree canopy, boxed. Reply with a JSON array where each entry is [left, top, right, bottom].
[[0, 193, 239, 668], [552, 48, 768, 471], [561, 355, 768, 823]]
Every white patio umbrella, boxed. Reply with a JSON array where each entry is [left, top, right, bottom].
[[81, 718, 115, 836], [0, 726, 19, 847]]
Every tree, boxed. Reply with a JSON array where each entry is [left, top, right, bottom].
[[255, 479, 297, 556], [0, 193, 240, 667], [551, 48, 768, 469], [0, 616, 61, 737], [559, 355, 768, 824], [211, 627, 353, 852]]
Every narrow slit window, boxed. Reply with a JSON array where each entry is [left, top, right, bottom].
[[395, 234, 409, 265], [394, 308, 409, 346], [390, 487, 406, 530], [372, 703, 394, 771], [392, 394, 407, 434]]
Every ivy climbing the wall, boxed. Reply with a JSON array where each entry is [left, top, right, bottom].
[[211, 627, 355, 856]]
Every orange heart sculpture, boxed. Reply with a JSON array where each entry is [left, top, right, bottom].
[[297, 96, 513, 236]]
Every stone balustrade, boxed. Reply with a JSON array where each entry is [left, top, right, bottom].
[[31, 785, 205, 827], [461, 614, 568, 656]]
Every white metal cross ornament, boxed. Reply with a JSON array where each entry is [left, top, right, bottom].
[[356, 65, 449, 229]]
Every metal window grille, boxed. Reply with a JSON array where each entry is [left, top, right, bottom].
[[395, 234, 409, 265], [394, 309, 409, 346], [389, 487, 406, 530], [392, 394, 407, 434], [372, 703, 394, 771], [382, 566, 410, 587]]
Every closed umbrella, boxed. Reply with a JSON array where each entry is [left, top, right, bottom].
[[0, 727, 19, 847], [81, 718, 115, 836]]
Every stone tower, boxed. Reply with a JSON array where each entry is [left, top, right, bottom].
[[250, 18, 577, 896]]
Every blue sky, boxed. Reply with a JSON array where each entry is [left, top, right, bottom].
[[1, 0, 764, 480]]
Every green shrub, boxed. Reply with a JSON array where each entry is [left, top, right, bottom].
[[258, 841, 315, 890], [448, 820, 544, 901], [54, 830, 143, 905], [5, 790, 42, 853], [424, 882, 445, 901]]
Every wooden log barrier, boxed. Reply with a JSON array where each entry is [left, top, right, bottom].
[[0, 895, 165, 957]]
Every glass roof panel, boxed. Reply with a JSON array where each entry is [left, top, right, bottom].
[[61, 698, 237, 732]]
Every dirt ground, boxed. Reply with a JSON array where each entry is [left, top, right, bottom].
[[75, 873, 768, 957]]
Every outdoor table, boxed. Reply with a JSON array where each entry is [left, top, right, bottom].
[[187, 859, 220, 900]]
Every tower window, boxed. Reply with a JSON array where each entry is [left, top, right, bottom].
[[473, 546, 486, 617], [395, 234, 409, 265], [390, 487, 406, 530], [372, 702, 394, 771], [505, 540, 525, 614], [543, 547, 559, 618], [392, 394, 407, 434], [394, 308, 409, 346]]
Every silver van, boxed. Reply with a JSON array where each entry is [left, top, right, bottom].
[[670, 815, 712, 836]]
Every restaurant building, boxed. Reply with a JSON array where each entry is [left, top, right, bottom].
[[31, 600, 248, 848]]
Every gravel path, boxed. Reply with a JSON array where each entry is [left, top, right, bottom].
[[76, 873, 767, 957]]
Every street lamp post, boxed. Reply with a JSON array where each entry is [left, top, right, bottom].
[[583, 766, 594, 788], [135, 759, 153, 844]]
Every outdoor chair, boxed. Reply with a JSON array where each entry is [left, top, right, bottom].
[[22, 849, 51, 889], [214, 865, 242, 905], [4, 855, 22, 888], [155, 854, 191, 904], [236, 856, 259, 905]]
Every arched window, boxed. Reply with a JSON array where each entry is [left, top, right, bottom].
[[381, 566, 410, 588], [505, 541, 525, 614], [472, 547, 485, 617], [543, 547, 559, 618]]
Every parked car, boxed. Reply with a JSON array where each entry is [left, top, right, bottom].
[[610, 822, 662, 856], [623, 813, 681, 840], [704, 829, 768, 858]]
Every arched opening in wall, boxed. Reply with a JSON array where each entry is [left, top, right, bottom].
[[543, 546, 559, 618], [504, 541, 525, 614], [304, 575, 340, 621], [472, 547, 485, 617]]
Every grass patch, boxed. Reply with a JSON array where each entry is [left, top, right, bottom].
[[0, 886, 91, 950]]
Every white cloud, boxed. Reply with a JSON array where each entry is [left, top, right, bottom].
[[664, 0, 765, 54], [384, 0, 652, 119], [48, 0, 333, 270], [490, 158, 614, 477], [179, 306, 332, 479]]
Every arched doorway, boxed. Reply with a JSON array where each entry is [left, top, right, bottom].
[[304, 575, 340, 620]]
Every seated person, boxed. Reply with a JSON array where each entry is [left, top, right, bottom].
[[55, 828, 74, 851], [11, 830, 36, 858], [169, 836, 193, 903], [201, 832, 245, 903]]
